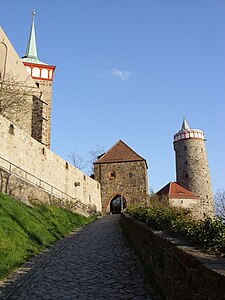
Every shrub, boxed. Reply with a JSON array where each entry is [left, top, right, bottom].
[[126, 206, 225, 255]]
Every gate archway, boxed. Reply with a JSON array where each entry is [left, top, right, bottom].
[[110, 195, 126, 214]]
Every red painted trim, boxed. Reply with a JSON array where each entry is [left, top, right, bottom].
[[23, 62, 56, 81]]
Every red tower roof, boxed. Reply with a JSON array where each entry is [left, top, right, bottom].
[[94, 140, 147, 167], [156, 182, 198, 199]]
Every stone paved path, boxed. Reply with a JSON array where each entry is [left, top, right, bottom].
[[0, 215, 160, 300]]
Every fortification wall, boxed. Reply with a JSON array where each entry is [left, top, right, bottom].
[[121, 213, 225, 300], [0, 115, 102, 212]]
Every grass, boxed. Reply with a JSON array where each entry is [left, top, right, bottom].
[[0, 193, 96, 280]]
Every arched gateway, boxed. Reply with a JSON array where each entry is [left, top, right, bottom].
[[94, 140, 148, 214], [110, 195, 127, 214]]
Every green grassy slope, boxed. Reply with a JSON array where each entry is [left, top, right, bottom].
[[0, 193, 96, 279]]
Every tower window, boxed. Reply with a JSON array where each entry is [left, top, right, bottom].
[[42, 148, 46, 155], [109, 171, 116, 178], [185, 173, 188, 179], [9, 124, 14, 135], [84, 175, 86, 180], [65, 162, 69, 170], [184, 146, 187, 150], [129, 173, 133, 178], [35, 82, 39, 88]]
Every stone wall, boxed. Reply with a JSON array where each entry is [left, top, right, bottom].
[[0, 115, 102, 212], [0, 168, 96, 216], [94, 161, 148, 213], [174, 138, 214, 218], [31, 79, 53, 148], [0, 27, 37, 135], [121, 213, 225, 300]]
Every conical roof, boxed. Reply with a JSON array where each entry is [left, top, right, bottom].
[[181, 118, 190, 131], [94, 140, 147, 167], [21, 11, 47, 65], [156, 182, 198, 199]]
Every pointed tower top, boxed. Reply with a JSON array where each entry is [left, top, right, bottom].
[[22, 10, 47, 65], [181, 118, 190, 131], [174, 118, 204, 143]]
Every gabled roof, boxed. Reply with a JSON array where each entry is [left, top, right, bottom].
[[156, 182, 198, 199], [94, 140, 147, 167]]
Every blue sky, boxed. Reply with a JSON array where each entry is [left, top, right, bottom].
[[1, 0, 224, 194]]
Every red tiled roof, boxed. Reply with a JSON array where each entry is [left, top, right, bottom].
[[94, 140, 147, 166], [156, 182, 198, 199]]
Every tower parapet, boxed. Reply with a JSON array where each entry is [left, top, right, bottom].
[[173, 118, 214, 218]]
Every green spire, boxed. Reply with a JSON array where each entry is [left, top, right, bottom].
[[22, 10, 47, 65]]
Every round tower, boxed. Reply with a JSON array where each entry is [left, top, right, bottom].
[[173, 118, 214, 218]]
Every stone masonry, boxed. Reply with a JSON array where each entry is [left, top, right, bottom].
[[0, 114, 102, 212], [94, 140, 148, 213], [174, 125, 214, 218], [31, 79, 53, 148]]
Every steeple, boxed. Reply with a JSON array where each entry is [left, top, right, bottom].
[[22, 10, 46, 65]]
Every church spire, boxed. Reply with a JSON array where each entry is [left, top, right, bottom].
[[22, 10, 46, 65]]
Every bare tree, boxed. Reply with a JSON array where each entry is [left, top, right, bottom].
[[68, 151, 87, 172], [87, 145, 105, 175], [69, 145, 105, 175], [214, 189, 225, 220], [0, 71, 39, 124]]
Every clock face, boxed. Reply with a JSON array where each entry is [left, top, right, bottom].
[[32, 67, 40, 77], [41, 68, 48, 79]]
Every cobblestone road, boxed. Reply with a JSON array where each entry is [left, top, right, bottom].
[[0, 215, 160, 300]]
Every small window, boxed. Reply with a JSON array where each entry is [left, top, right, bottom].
[[129, 173, 133, 178], [36, 82, 39, 88], [89, 195, 92, 203], [74, 182, 80, 187], [109, 171, 116, 178], [84, 175, 86, 180], [65, 162, 69, 170], [181, 200, 183, 204], [184, 146, 187, 150], [9, 124, 14, 135], [97, 183, 100, 189], [185, 173, 188, 179], [42, 148, 46, 155]]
